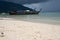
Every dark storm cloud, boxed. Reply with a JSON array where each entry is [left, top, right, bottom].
[[2, 0, 49, 4], [0, 0, 60, 12], [17, 0, 49, 4]]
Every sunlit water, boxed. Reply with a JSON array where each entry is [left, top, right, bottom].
[[0, 12, 60, 25]]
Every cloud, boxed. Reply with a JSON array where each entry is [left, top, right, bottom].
[[4, 0, 49, 4]]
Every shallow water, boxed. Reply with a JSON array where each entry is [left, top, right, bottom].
[[0, 12, 60, 25]]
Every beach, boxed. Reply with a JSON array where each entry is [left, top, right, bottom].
[[0, 16, 60, 40]]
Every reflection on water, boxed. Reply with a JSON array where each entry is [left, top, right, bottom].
[[0, 12, 60, 25]]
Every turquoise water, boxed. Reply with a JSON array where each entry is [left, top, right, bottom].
[[0, 12, 60, 25]]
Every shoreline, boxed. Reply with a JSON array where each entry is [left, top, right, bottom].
[[0, 16, 60, 25]]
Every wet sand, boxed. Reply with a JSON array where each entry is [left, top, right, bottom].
[[0, 17, 60, 40]]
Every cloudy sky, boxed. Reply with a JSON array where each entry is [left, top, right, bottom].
[[0, 0, 60, 12]]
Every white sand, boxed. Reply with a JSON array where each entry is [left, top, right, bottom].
[[0, 18, 60, 40]]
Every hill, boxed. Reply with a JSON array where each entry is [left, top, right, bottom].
[[0, 1, 33, 13]]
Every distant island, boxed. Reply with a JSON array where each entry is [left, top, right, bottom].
[[0, 1, 33, 13]]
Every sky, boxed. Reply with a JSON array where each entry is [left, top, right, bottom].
[[0, 0, 60, 12]]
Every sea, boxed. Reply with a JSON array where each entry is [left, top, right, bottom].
[[0, 12, 60, 25]]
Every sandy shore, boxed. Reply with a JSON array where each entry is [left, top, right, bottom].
[[0, 18, 60, 40]]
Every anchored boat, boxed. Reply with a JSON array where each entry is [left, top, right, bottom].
[[9, 8, 42, 15]]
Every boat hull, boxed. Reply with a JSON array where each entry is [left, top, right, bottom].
[[9, 11, 39, 15]]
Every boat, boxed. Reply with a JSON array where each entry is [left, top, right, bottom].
[[9, 8, 42, 15]]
